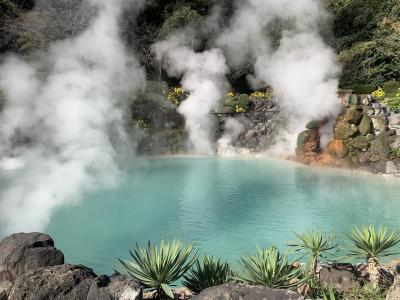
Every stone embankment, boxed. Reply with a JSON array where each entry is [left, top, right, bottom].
[[296, 93, 400, 175]]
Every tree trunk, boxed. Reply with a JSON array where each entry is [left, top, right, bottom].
[[367, 257, 380, 289]]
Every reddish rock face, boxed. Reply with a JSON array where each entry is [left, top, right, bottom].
[[327, 140, 349, 160]]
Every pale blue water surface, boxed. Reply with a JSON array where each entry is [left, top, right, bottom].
[[42, 157, 400, 275]]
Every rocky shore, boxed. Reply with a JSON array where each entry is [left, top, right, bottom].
[[296, 93, 400, 176], [2, 232, 400, 300]]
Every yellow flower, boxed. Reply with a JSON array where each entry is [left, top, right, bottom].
[[235, 105, 246, 113], [227, 92, 235, 97], [372, 87, 385, 99]]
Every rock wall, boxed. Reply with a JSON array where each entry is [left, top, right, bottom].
[[296, 94, 400, 175]]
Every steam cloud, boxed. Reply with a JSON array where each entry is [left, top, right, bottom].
[[217, 0, 341, 153], [153, 33, 229, 155], [0, 0, 145, 235]]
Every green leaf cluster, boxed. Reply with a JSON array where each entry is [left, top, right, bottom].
[[182, 255, 231, 294], [116, 240, 197, 299]]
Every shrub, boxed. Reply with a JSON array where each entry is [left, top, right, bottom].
[[352, 84, 376, 95], [383, 96, 400, 111], [223, 93, 250, 113], [383, 80, 400, 95], [158, 4, 201, 39], [116, 240, 197, 299], [345, 225, 400, 288], [182, 255, 231, 294], [288, 229, 337, 275], [237, 246, 305, 289]]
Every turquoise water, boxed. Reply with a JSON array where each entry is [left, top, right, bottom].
[[44, 157, 400, 275]]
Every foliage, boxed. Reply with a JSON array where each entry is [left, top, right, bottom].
[[345, 225, 400, 263], [158, 4, 201, 39], [224, 93, 251, 113], [352, 84, 376, 95], [288, 229, 337, 275], [383, 80, 400, 95], [166, 87, 189, 107], [116, 240, 197, 299], [343, 284, 386, 300], [236, 246, 305, 289], [382, 96, 400, 111], [332, 0, 400, 87], [389, 148, 400, 159], [182, 255, 231, 294]]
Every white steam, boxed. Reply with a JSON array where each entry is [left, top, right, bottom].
[[217, 0, 341, 153], [217, 118, 244, 156], [0, 0, 145, 235], [153, 33, 229, 155]]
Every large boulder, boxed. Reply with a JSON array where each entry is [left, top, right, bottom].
[[0, 233, 64, 282], [343, 107, 362, 124], [8, 264, 97, 299], [334, 122, 358, 140], [319, 264, 361, 292], [87, 274, 142, 300], [359, 115, 373, 136], [327, 140, 349, 159], [191, 283, 304, 300]]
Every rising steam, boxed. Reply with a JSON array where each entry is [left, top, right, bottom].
[[217, 0, 341, 153], [153, 33, 229, 155], [0, 0, 145, 235]]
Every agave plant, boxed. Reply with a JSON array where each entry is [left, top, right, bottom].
[[237, 246, 306, 289], [182, 254, 231, 294], [116, 240, 197, 299], [345, 225, 400, 288], [288, 229, 337, 275]]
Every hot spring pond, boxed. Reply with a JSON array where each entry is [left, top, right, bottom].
[[44, 157, 400, 275]]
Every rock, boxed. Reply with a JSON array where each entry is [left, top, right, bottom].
[[0, 232, 64, 282], [360, 95, 371, 106], [391, 137, 400, 149], [343, 107, 362, 124], [367, 133, 391, 162], [386, 161, 398, 174], [348, 136, 370, 151], [389, 114, 400, 126], [348, 94, 358, 105], [0, 280, 12, 300], [8, 264, 97, 300], [387, 279, 400, 300], [87, 274, 142, 300], [327, 140, 349, 159], [359, 115, 373, 136], [371, 116, 388, 134], [306, 120, 319, 130], [244, 130, 257, 140], [191, 283, 304, 300], [334, 122, 358, 140], [319, 264, 361, 292]]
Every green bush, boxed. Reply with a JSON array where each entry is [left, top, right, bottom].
[[116, 240, 197, 299], [352, 84, 376, 95], [383, 80, 400, 95], [223, 94, 250, 113], [158, 4, 201, 39], [182, 255, 231, 294], [382, 96, 400, 111]]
